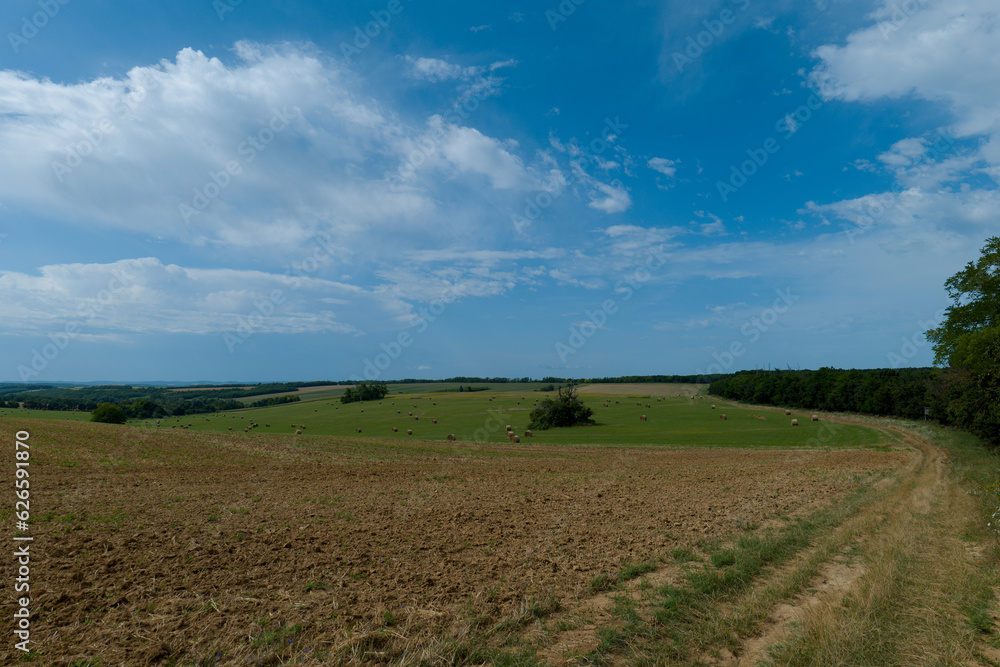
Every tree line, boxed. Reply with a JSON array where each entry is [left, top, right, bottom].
[[711, 237, 1000, 446]]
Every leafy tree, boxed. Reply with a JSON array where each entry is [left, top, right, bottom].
[[128, 398, 160, 419], [340, 381, 388, 404], [527, 386, 595, 430], [91, 403, 127, 424], [926, 236, 1000, 444]]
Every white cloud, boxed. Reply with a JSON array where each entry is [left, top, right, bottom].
[[0, 42, 540, 259], [810, 0, 1000, 177], [0, 257, 405, 337], [648, 157, 678, 178]]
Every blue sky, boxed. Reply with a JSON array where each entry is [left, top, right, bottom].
[[0, 0, 997, 383]]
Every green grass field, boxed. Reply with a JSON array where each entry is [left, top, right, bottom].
[[140, 388, 888, 449], [0, 407, 91, 421]]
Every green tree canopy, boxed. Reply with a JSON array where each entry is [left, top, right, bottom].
[[527, 386, 595, 430], [91, 403, 127, 424], [926, 236, 1000, 444]]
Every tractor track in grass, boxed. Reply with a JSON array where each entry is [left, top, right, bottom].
[[529, 409, 993, 666]]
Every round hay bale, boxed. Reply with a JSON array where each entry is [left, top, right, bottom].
[[447, 434, 456, 441], [784, 409, 791, 415], [720, 414, 727, 420], [356, 428, 362, 433], [513, 435, 520, 443], [791, 419, 798, 426], [811, 414, 819, 422], [406, 429, 413, 435], [295, 429, 302, 434], [392, 427, 398, 432], [525, 430, 532, 437]]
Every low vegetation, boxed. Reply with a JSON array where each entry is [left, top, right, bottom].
[[527, 385, 595, 430]]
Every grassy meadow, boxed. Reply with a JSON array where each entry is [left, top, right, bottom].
[[136, 384, 889, 449]]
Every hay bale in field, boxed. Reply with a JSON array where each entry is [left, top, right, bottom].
[[356, 428, 362, 433], [720, 414, 727, 420], [228, 427, 232, 430], [392, 427, 398, 432], [791, 419, 798, 426], [447, 434, 456, 441], [512, 435, 520, 443], [640, 415, 647, 422], [646, 404, 651, 408], [432, 419, 437, 424], [408, 412, 413, 416], [525, 430, 532, 437], [711, 404, 716, 409], [295, 429, 302, 434], [406, 429, 413, 435], [505, 425, 512, 432], [784, 409, 791, 415], [811, 414, 819, 422]]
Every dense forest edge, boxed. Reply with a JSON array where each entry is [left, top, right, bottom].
[[713, 236, 1000, 447]]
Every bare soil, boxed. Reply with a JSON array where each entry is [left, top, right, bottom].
[[0, 420, 906, 665]]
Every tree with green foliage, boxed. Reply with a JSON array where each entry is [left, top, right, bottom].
[[340, 381, 389, 404], [527, 385, 595, 430], [926, 236, 1000, 444], [91, 403, 127, 424]]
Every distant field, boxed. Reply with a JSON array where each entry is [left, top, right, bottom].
[[142, 388, 888, 449], [576, 382, 707, 397], [0, 408, 89, 421]]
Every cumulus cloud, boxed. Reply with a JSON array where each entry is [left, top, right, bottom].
[[811, 0, 1000, 177], [0, 42, 542, 259], [806, 0, 1000, 251]]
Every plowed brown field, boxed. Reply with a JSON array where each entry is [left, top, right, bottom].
[[0, 418, 907, 666]]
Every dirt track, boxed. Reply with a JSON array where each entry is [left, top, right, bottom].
[[0, 420, 906, 666]]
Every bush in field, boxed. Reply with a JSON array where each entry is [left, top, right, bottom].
[[91, 403, 127, 424], [341, 381, 389, 404], [528, 386, 595, 430]]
